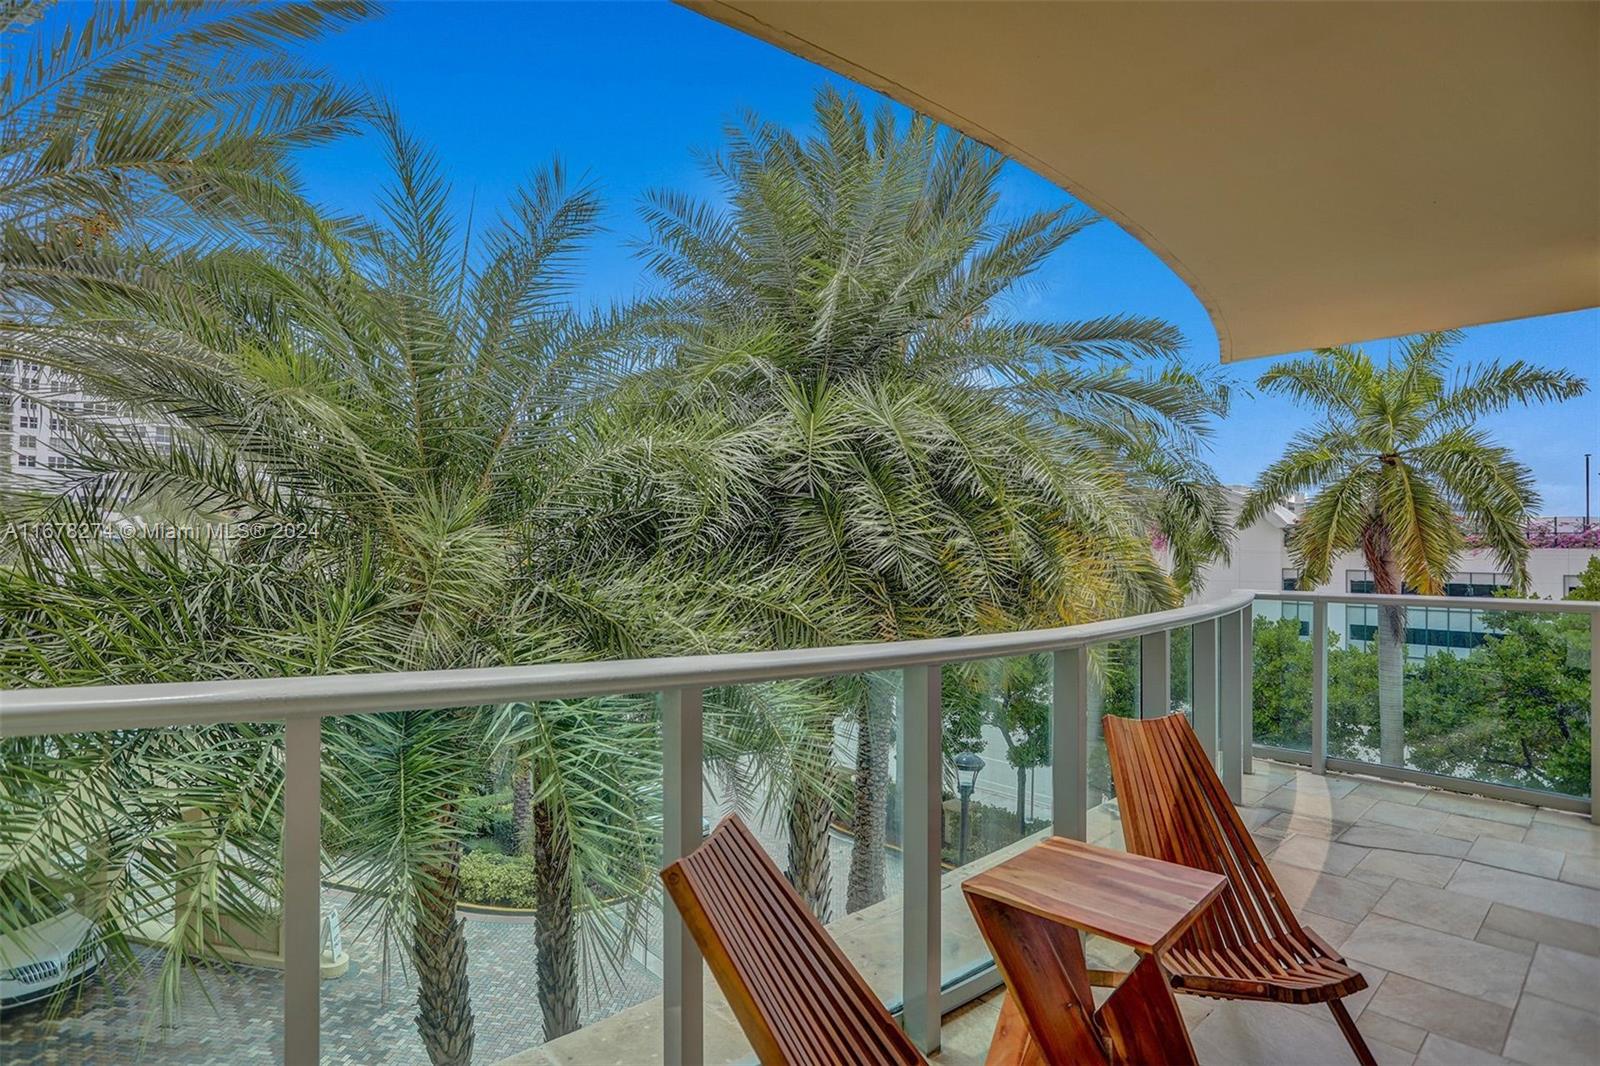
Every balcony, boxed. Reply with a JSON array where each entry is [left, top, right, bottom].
[[2, 591, 1594, 1065]]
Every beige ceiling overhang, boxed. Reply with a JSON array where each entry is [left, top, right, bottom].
[[683, 1, 1600, 362]]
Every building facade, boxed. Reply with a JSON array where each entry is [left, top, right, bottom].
[[1188, 488, 1599, 660]]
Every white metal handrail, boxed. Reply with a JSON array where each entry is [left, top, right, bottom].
[[0, 592, 1255, 737]]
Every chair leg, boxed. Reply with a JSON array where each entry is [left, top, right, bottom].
[[1327, 999, 1378, 1066]]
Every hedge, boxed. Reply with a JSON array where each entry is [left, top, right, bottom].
[[458, 850, 539, 908]]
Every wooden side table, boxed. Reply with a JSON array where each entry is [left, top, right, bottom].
[[962, 835, 1226, 1066]]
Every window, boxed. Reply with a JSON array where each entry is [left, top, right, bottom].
[[1281, 568, 1302, 591], [18, 415, 39, 430], [18, 434, 36, 449], [1566, 574, 1583, 596], [1347, 569, 1375, 594], [17, 453, 37, 468], [1444, 571, 1508, 597], [45, 455, 74, 472]]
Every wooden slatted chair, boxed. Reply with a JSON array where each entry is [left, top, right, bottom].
[[1104, 713, 1378, 1066], [661, 814, 924, 1066]]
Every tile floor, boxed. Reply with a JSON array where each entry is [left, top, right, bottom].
[[937, 760, 1600, 1066]]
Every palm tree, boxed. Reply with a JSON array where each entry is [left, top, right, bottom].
[[0, 107, 807, 1060], [2, 0, 371, 251], [587, 87, 1230, 916], [1241, 333, 1586, 765]]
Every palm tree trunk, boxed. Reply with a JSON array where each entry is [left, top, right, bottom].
[[1377, 603, 1407, 765], [512, 766, 532, 857], [787, 779, 834, 923], [411, 843, 474, 1066], [1365, 526, 1407, 766], [845, 683, 892, 913], [532, 795, 580, 1040]]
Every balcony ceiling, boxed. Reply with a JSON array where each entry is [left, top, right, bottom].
[[684, 1, 1600, 362]]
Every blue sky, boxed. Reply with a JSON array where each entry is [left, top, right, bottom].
[[296, 1, 1599, 513]]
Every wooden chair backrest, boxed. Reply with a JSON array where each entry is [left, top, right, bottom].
[[1104, 713, 1313, 959], [660, 815, 923, 1066]]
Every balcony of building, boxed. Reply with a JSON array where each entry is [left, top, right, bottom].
[[3, 590, 1594, 1066]]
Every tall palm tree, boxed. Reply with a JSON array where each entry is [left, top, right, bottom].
[[583, 87, 1230, 917], [0, 108, 835, 1060], [1241, 333, 1586, 764]]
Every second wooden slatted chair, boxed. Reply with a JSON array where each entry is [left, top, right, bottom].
[[661, 814, 924, 1066], [1104, 712, 1378, 1066]]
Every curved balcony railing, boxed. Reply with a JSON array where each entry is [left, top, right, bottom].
[[3, 589, 1593, 1064]]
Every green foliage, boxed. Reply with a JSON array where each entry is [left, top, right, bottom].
[[458, 851, 540, 909], [1250, 613, 1589, 797], [458, 790, 516, 851], [1565, 556, 1600, 601]]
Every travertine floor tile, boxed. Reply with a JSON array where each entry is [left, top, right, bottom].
[[1340, 915, 1530, 1008], [1418, 794, 1535, 827], [1358, 1011, 1427, 1053], [1265, 811, 1352, 839], [1464, 837, 1564, 880], [1523, 820, 1600, 859], [1523, 943, 1600, 1013], [1190, 1001, 1412, 1066], [1272, 834, 1370, 876], [1474, 927, 1536, 957], [1345, 780, 1430, 807], [1447, 862, 1600, 926], [1353, 849, 1461, 889], [1269, 862, 1387, 924], [1414, 1033, 1515, 1066], [1263, 788, 1378, 824], [1373, 881, 1490, 938], [1365, 973, 1513, 1053], [1362, 801, 1450, 833], [1277, 774, 1363, 797], [1560, 854, 1600, 890], [1501, 994, 1600, 1066], [1481, 902, 1600, 957], [1340, 824, 1472, 858], [1436, 814, 1527, 843]]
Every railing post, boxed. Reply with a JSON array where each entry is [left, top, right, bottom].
[[1311, 600, 1328, 776], [1139, 629, 1171, 718], [1191, 619, 1218, 767], [1052, 648, 1089, 840], [282, 716, 320, 1066], [1218, 610, 1245, 803], [1591, 609, 1598, 825], [661, 687, 703, 1066], [901, 664, 942, 1054], [1242, 601, 1255, 774]]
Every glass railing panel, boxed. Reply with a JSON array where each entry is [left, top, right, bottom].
[[321, 697, 663, 1064], [939, 654, 1054, 989], [1331, 604, 1591, 798], [1086, 637, 1140, 841], [1251, 600, 1314, 751], [702, 670, 905, 1024], [0, 724, 285, 1063], [1170, 624, 1193, 719]]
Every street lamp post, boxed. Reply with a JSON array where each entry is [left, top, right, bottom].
[[954, 751, 986, 866]]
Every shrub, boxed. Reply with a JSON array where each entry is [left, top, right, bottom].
[[458, 850, 539, 909], [459, 790, 518, 852]]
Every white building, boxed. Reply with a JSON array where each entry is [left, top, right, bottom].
[[1189, 486, 1598, 662], [1192, 487, 1597, 602], [1, 359, 171, 491]]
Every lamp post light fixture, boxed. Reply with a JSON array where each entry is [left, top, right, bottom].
[[953, 751, 986, 866]]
